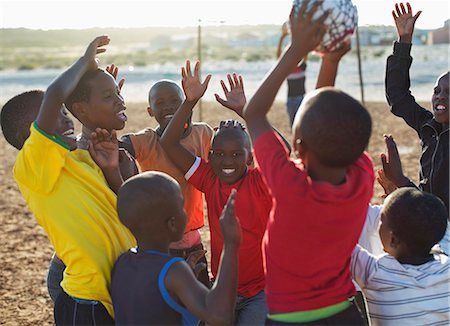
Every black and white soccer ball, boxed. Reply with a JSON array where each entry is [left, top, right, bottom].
[[292, 0, 358, 53]]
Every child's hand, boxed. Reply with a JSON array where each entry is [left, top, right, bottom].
[[321, 40, 351, 63], [106, 63, 125, 91], [376, 168, 397, 198], [181, 60, 212, 103], [186, 250, 207, 278], [214, 74, 247, 117], [392, 2, 421, 43], [88, 128, 119, 170], [83, 35, 110, 71], [289, 0, 328, 57], [219, 189, 242, 247], [380, 134, 410, 188]]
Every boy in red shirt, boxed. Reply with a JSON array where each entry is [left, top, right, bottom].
[[243, 2, 374, 325], [160, 60, 271, 325]]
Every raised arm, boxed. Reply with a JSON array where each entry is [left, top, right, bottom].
[[315, 40, 351, 89], [276, 22, 290, 59], [392, 2, 421, 44], [166, 190, 241, 325], [243, 1, 328, 142], [36, 36, 109, 135], [160, 60, 211, 174]]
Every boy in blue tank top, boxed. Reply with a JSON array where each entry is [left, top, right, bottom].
[[110, 171, 241, 325]]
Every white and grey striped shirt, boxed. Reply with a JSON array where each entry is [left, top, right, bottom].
[[351, 246, 450, 325]]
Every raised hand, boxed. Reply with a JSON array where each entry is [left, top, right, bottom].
[[186, 250, 208, 278], [380, 134, 410, 188], [392, 2, 422, 43], [322, 40, 351, 63], [376, 168, 397, 198], [219, 189, 242, 247], [106, 63, 125, 91], [181, 60, 212, 102], [88, 128, 119, 170], [83, 35, 110, 71], [214, 74, 247, 117], [289, 0, 329, 57]]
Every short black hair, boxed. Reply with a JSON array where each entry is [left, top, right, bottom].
[[148, 80, 183, 104], [65, 68, 104, 111], [383, 188, 447, 255], [295, 87, 372, 167], [214, 119, 251, 150], [1, 90, 44, 149], [117, 171, 182, 236]]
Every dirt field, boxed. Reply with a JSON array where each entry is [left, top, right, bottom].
[[0, 100, 424, 325]]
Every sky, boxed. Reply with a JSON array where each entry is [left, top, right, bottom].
[[0, 0, 449, 30]]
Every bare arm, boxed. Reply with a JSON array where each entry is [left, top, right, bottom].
[[36, 36, 109, 135], [166, 190, 241, 325], [315, 41, 351, 89], [243, 2, 328, 143], [276, 23, 290, 59], [160, 60, 211, 174]]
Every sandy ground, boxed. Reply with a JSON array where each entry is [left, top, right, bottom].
[[0, 100, 423, 325]]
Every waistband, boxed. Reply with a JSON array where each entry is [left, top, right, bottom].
[[267, 299, 352, 323], [70, 296, 99, 305]]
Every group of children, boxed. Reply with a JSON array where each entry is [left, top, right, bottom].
[[1, 1, 448, 325]]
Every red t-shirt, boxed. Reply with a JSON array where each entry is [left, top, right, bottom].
[[187, 158, 271, 297], [253, 131, 374, 313]]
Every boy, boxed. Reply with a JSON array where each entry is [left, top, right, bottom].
[[351, 188, 449, 325], [385, 2, 449, 212], [110, 171, 241, 325], [9, 36, 136, 324], [120, 78, 214, 286], [243, 2, 374, 324], [160, 60, 272, 325]]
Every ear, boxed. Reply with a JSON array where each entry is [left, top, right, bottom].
[[167, 216, 177, 233], [389, 231, 400, 249], [246, 151, 254, 166], [147, 106, 154, 118], [71, 102, 88, 122]]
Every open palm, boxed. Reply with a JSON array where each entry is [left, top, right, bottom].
[[392, 2, 421, 42], [215, 74, 247, 116], [181, 60, 211, 102]]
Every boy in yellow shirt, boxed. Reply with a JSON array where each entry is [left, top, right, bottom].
[[9, 36, 135, 325]]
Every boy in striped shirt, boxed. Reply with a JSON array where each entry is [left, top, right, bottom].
[[351, 188, 449, 325]]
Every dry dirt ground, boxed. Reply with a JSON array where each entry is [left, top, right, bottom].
[[0, 100, 423, 325]]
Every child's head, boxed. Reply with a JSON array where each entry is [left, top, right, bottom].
[[293, 87, 371, 168], [431, 71, 449, 125], [209, 120, 253, 185], [379, 188, 447, 258], [147, 80, 189, 131], [117, 171, 187, 246], [1, 90, 76, 150], [65, 68, 127, 132]]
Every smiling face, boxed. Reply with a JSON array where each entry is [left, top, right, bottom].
[[148, 81, 188, 131], [74, 71, 127, 131], [209, 128, 252, 184], [431, 72, 449, 125]]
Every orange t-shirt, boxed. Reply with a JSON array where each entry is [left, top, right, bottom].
[[129, 123, 213, 231]]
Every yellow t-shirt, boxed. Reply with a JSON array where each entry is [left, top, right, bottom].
[[13, 123, 136, 318], [130, 123, 213, 231]]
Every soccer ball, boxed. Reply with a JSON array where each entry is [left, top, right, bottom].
[[292, 0, 358, 53]]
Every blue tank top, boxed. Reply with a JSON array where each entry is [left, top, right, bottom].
[[111, 248, 200, 325]]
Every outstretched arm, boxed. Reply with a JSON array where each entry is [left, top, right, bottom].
[[243, 1, 328, 142], [276, 22, 290, 58], [36, 36, 109, 135], [316, 41, 351, 89], [160, 60, 211, 174], [166, 190, 241, 325]]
